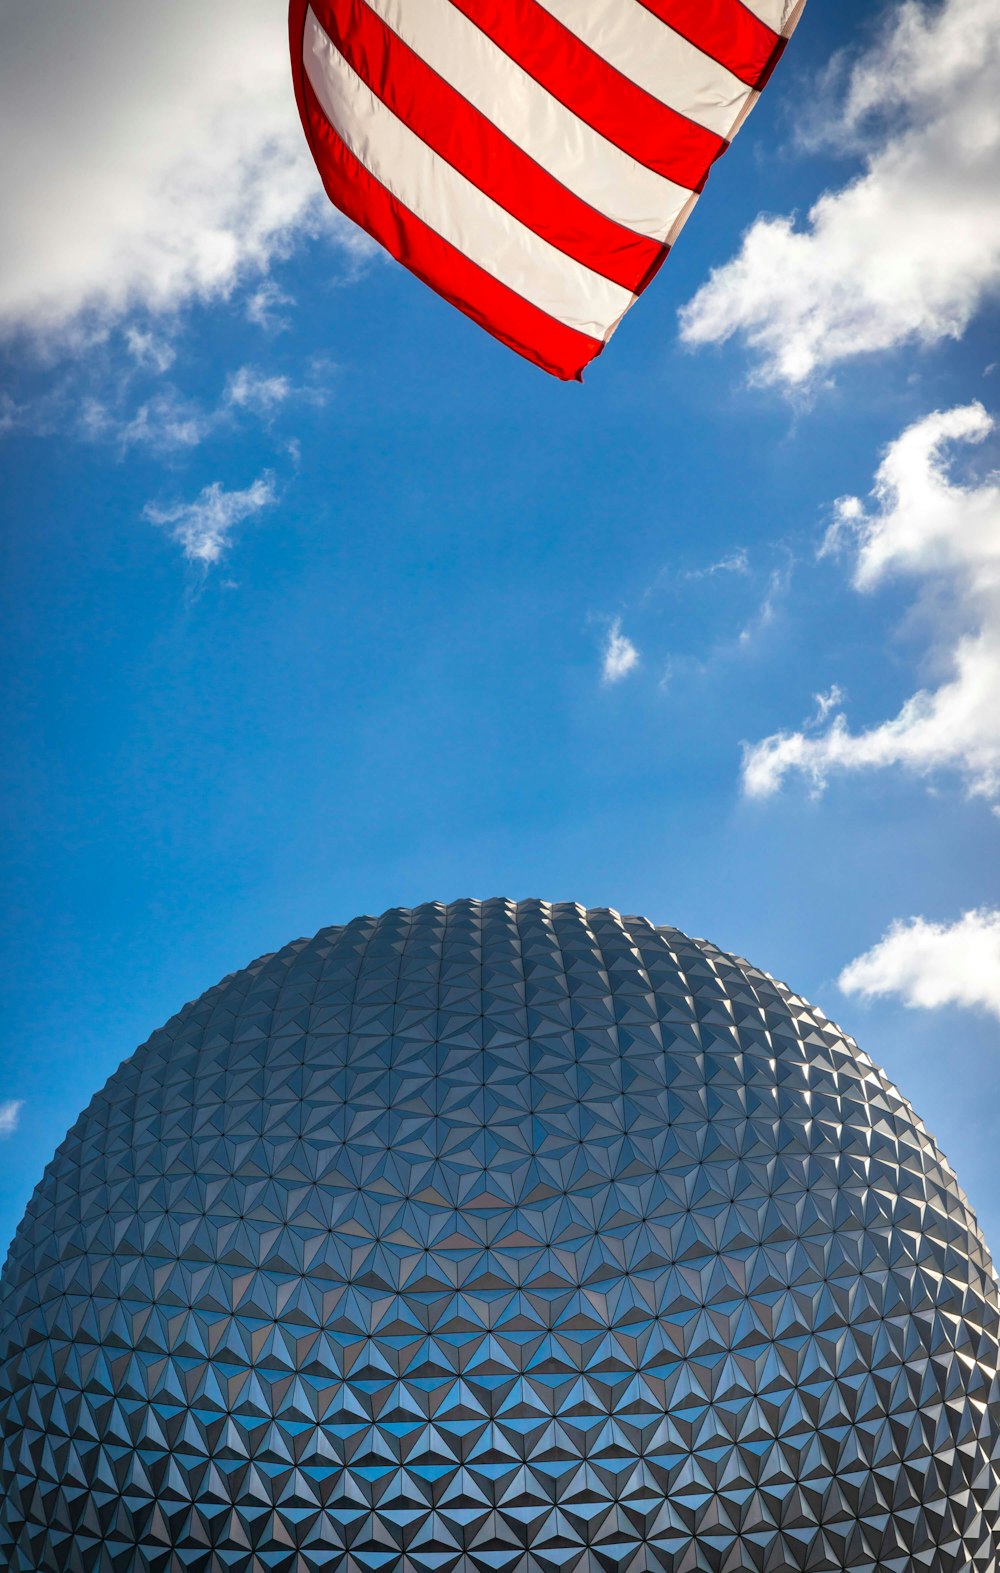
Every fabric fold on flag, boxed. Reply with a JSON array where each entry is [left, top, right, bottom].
[[289, 0, 807, 379]]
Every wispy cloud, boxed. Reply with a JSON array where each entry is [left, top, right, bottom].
[[738, 563, 792, 647], [124, 327, 177, 374], [245, 281, 295, 331], [680, 0, 1000, 387], [743, 404, 1000, 803], [840, 908, 1000, 1021], [810, 685, 846, 726], [684, 547, 749, 581], [0, 392, 30, 436], [144, 473, 277, 566], [225, 366, 294, 418], [602, 620, 640, 684], [81, 388, 213, 454], [70, 360, 319, 455], [0, 1100, 23, 1138]]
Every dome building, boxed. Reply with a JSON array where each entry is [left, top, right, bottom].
[[1, 899, 998, 1572]]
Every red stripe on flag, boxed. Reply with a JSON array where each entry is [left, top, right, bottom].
[[445, 0, 726, 191], [308, 0, 666, 293], [291, 53, 604, 379], [634, 0, 783, 87]]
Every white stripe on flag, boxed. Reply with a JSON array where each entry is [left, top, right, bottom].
[[303, 9, 635, 339], [360, 0, 692, 241], [739, 0, 806, 37], [538, 0, 753, 137]]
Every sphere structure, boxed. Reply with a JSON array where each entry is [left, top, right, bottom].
[[2, 900, 999, 1573]]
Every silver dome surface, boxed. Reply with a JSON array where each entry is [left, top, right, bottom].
[[2, 899, 998, 1572]]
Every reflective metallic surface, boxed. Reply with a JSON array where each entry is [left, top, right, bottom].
[[2, 900, 999, 1571]]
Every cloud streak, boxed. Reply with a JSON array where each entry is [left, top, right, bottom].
[[743, 404, 1000, 804], [144, 474, 277, 566], [680, 0, 1000, 387], [684, 548, 749, 581], [840, 908, 1000, 1021]]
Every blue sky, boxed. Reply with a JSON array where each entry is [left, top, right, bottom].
[[1, 0, 998, 1257]]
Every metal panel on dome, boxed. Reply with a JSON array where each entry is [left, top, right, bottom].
[[2, 899, 999, 1571]]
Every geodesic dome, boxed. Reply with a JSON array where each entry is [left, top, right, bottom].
[[2, 899, 999, 1572]]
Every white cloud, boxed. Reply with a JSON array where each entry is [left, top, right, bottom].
[[144, 473, 276, 565], [840, 908, 1000, 1021], [124, 327, 176, 374], [0, 1100, 23, 1138], [82, 388, 213, 453], [225, 366, 294, 417], [679, 0, 1000, 386], [743, 403, 1000, 802], [0, 393, 30, 436], [0, 0, 358, 340], [684, 547, 750, 580], [245, 281, 296, 331], [738, 563, 792, 647], [602, 620, 640, 684], [810, 684, 846, 724], [70, 360, 314, 453]]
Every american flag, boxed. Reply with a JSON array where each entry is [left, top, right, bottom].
[[289, 0, 806, 380]]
